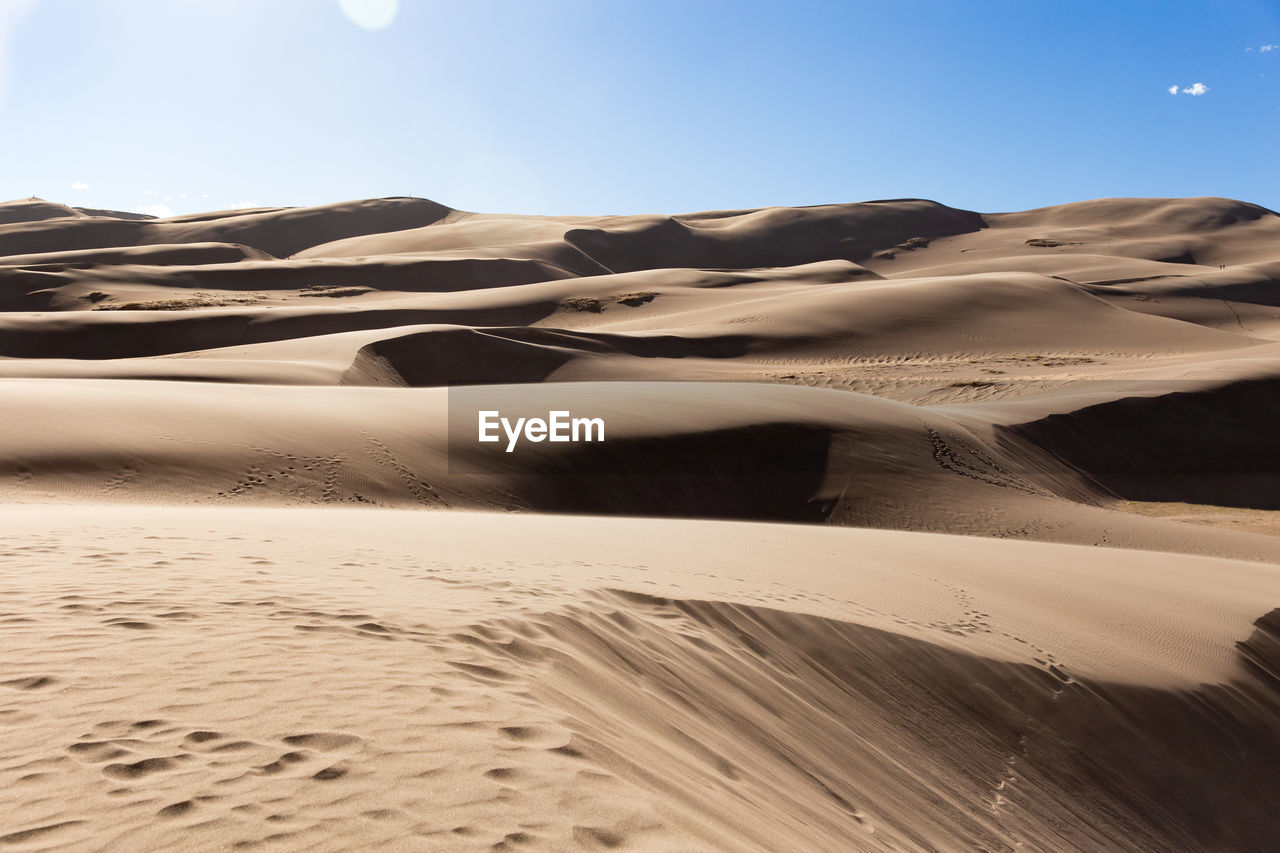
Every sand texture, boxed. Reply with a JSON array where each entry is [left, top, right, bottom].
[[1, 195, 1279, 850]]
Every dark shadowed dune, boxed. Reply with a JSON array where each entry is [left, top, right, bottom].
[[1008, 376, 1280, 509]]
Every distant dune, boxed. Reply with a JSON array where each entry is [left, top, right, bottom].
[[1, 194, 1278, 850]]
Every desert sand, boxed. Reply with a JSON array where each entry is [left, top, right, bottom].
[[1, 195, 1279, 850]]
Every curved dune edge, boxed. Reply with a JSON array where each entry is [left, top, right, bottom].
[[0, 506, 1277, 851], [3, 378, 1280, 568], [2, 193, 1280, 528], [3, 193, 1280, 849]]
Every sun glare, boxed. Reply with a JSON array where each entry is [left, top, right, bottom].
[[337, 0, 398, 30]]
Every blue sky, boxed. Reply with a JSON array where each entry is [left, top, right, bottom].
[[1, 0, 1278, 216]]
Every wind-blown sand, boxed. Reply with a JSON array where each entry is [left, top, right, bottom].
[[1, 195, 1279, 850]]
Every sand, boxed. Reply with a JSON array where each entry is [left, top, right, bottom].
[[1, 194, 1279, 850]]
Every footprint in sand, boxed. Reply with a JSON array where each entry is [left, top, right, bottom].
[[157, 800, 196, 818], [257, 751, 311, 775], [1, 675, 58, 690], [66, 740, 139, 763], [280, 732, 362, 751], [183, 730, 224, 745], [101, 755, 189, 779]]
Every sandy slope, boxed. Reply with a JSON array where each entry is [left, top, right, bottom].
[[2, 506, 1279, 852], [2, 194, 1280, 850]]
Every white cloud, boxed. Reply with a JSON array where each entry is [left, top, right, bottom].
[[1262, 44, 1279, 53], [1167, 84, 1179, 94], [229, 200, 259, 209], [70, 181, 90, 191], [1182, 82, 1209, 95], [134, 203, 174, 218]]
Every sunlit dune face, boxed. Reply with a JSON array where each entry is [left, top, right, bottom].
[[338, 0, 398, 30]]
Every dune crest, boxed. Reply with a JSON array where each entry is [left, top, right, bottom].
[[2, 194, 1279, 849]]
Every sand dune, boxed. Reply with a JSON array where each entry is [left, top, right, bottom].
[[0, 241, 273, 271], [2, 194, 1279, 850], [2, 507, 1278, 851], [0, 197, 450, 259]]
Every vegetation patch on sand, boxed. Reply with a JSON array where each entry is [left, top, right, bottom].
[[611, 291, 657, 306], [96, 294, 266, 311], [298, 285, 372, 298], [561, 296, 606, 313]]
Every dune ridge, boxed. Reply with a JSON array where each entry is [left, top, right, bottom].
[[2, 194, 1279, 850]]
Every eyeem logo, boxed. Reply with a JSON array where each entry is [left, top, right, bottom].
[[478, 410, 605, 453]]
